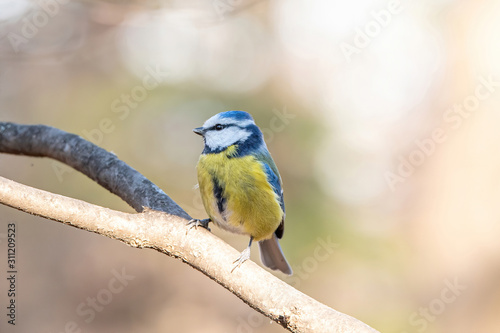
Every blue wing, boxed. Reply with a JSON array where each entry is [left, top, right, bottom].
[[253, 148, 286, 238], [258, 153, 285, 215]]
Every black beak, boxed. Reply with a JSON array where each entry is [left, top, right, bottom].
[[193, 127, 204, 136]]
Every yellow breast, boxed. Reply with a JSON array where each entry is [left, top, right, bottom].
[[196, 145, 283, 241]]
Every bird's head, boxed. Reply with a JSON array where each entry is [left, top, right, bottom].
[[193, 111, 264, 154]]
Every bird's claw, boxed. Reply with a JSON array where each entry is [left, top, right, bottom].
[[187, 218, 211, 234], [231, 247, 251, 273]]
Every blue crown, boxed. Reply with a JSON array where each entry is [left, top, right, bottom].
[[218, 111, 254, 122]]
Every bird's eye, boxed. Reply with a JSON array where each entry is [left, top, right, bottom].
[[215, 124, 224, 131]]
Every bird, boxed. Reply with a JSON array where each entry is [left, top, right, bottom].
[[190, 111, 292, 275]]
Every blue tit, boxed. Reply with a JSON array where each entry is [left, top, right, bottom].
[[191, 111, 292, 275]]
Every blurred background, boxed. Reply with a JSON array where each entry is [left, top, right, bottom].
[[1, 0, 500, 332]]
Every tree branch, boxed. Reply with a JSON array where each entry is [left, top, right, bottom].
[[0, 122, 189, 218], [0, 122, 379, 333]]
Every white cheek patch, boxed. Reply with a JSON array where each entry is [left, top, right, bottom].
[[204, 127, 251, 150]]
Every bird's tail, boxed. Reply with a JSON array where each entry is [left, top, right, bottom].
[[258, 234, 293, 275]]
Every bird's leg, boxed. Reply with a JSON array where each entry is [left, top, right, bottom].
[[232, 237, 253, 273], [187, 218, 212, 233]]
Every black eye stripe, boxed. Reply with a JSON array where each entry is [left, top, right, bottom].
[[209, 124, 246, 131], [211, 124, 232, 131]]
